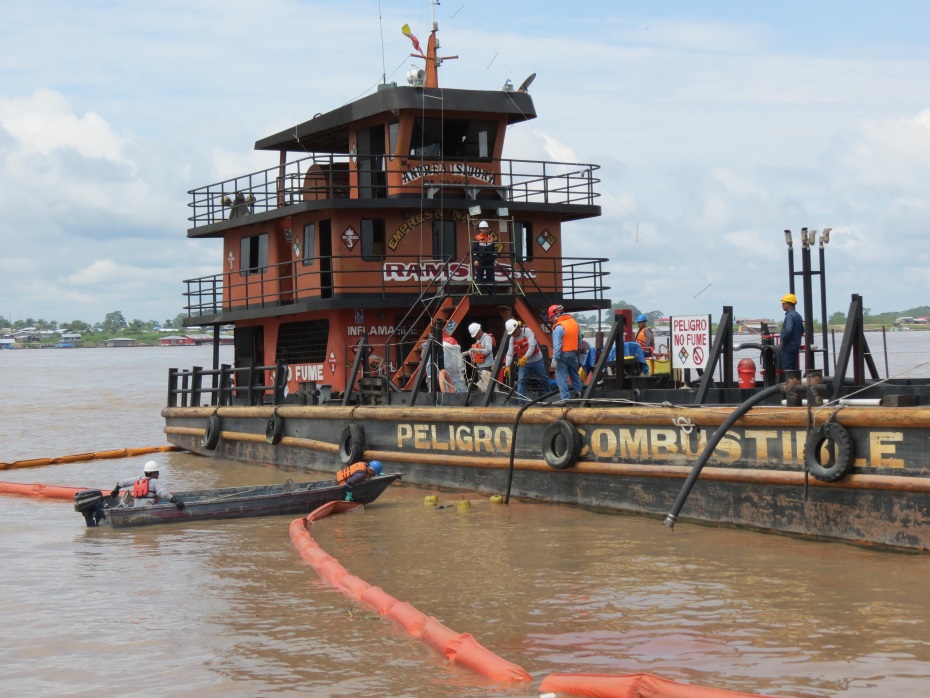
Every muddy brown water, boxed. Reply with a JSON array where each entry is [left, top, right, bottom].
[[2, 342, 930, 697]]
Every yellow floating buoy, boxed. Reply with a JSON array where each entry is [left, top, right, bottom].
[[456, 499, 471, 510], [424, 494, 438, 506], [489, 495, 503, 505]]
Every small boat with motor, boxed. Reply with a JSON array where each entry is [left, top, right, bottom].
[[73, 474, 400, 528]]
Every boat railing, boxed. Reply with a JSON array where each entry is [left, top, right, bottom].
[[187, 155, 600, 227], [182, 253, 609, 318], [167, 362, 287, 408]]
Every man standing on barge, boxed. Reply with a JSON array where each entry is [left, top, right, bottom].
[[779, 293, 804, 373], [548, 305, 585, 400]]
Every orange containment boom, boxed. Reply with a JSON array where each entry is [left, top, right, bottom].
[[0, 445, 182, 470], [539, 672, 779, 698], [290, 502, 532, 684], [0, 481, 96, 500]]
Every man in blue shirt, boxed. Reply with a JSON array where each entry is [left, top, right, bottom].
[[779, 293, 804, 372]]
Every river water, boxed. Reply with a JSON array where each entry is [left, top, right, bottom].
[[2, 339, 930, 697]]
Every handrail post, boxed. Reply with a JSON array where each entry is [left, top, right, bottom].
[[167, 368, 179, 408], [191, 366, 204, 406]]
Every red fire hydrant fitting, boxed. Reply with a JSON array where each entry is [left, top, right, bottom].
[[737, 358, 756, 389]]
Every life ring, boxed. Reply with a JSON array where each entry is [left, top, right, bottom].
[[654, 345, 670, 361], [202, 414, 221, 450], [265, 413, 284, 445], [804, 421, 855, 482], [542, 419, 582, 470], [339, 423, 366, 465]]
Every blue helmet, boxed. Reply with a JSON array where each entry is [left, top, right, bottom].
[[369, 460, 383, 475], [636, 314, 648, 323]]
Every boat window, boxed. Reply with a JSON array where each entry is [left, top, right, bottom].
[[276, 320, 330, 364], [240, 233, 268, 276], [302, 224, 315, 266], [513, 221, 534, 262], [357, 125, 387, 198], [388, 121, 399, 161], [409, 118, 498, 160], [361, 219, 386, 261], [431, 219, 456, 261]]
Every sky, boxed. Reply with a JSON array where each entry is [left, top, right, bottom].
[[2, 0, 929, 326]]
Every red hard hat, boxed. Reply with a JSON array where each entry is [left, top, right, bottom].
[[547, 304, 563, 319]]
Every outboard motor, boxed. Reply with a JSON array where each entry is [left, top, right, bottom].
[[74, 489, 107, 527]]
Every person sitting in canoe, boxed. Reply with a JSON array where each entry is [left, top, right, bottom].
[[337, 460, 382, 501], [110, 460, 185, 509]]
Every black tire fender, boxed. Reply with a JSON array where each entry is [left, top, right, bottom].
[[339, 423, 366, 465], [542, 419, 582, 469], [202, 414, 221, 450], [265, 413, 284, 445], [804, 421, 855, 482]]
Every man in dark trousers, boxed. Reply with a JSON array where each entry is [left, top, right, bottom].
[[471, 220, 496, 293], [779, 293, 804, 373]]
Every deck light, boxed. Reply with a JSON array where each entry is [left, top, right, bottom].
[[820, 227, 831, 245], [784, 229, 792, 247], [502, 79, 514, 92], [406, 66, 425, 87], [468, 205, 482, 217]]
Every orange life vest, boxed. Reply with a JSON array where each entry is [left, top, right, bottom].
[[132, 477, 157, 502], [636, 326, 654, 356], [337, 462, 369, 485], [554, 315, 580, 352], [513, 333, 539, 360], [471, 334, 494, 362]]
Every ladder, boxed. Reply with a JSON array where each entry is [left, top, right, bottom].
[[391, 294, 472, 390]]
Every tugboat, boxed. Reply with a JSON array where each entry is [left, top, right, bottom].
[[164, 6, 930, 552]]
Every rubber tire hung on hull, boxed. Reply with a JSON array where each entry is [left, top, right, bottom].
[[339, 423, 366, 465], [542, 419, 582, 469], [266, 414, 284, 445], [202, 414, 221, 450], [804, 421, 855, 482]]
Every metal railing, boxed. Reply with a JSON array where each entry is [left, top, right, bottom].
[[188, 155, 600, 227], [167, 363, 287, 407], [182, 252, 609, 318]]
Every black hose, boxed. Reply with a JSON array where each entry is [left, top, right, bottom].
[[663, 383, 783, 529], [504, 389, 561, 504]]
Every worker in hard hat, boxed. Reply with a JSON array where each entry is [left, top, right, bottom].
[[779, 293, 804, 372], [634, 313, 655, 357], [465, 321, 495, 390], [471, 220, 497, 293], [503, 319, 550, 401], [548, 304, 585, 400], [110, 461, 185, 510]]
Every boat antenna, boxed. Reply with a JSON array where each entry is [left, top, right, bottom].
[[377, 0, 387, 84]]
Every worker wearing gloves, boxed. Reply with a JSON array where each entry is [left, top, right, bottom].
[[111, 460, 185, 509], [503, 319, 550, 401]]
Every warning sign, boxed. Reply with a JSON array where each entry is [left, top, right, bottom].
[[670, 315, 711, 370]]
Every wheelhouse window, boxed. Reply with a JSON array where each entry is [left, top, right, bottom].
[[409, 118, 498, 160], [513, 221, 534, 262], [388, 120, 399, 161], [302, 223, 315, 266], [361, 218, 386, 261], [431, 219, 457, 261], [240, 233, 268, 276]]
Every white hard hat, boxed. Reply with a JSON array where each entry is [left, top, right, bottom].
[[505, 319, 520, 336], [468, 322, 481, 337], [477, 220, 489, 229], [143, 460, 159, 474]]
